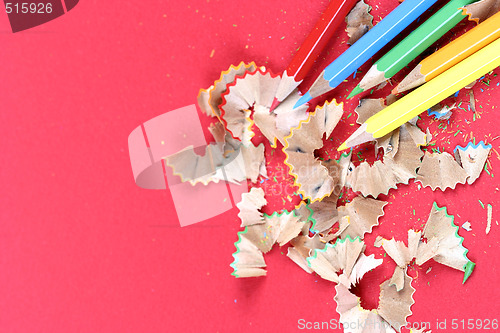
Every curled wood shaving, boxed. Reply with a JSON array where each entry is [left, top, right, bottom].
[[416, 151, 468, 191], [284, 100, 344, 202], [421, 203, 472, 272], [335, 282, 395, 333], [287, 234, 326, 273], [347, 124, 423, 198], [236, 187, 267, 227], [198, 62, 257, 117], [334, 271, 414, 332], [454, 141, 492, 184], [346, 0, 374, 45], [220, 67, 309, 147], [378, 271, 416, 331], [165, 142, 267, 185], [461, 0, 500, 23], [307, 237, 382, 286], [336, 196, 388, 239], [231, 210, 307, 277]]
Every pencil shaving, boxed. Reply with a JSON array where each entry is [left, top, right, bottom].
[[334, 271, 413, 332], [416, 151, 468, 191], [427, 103, 455, 120], [241, 143, 268, 181], [230, 232, 267, 278], [165, 141, 267, 185], [404, 123, 427, 146], [354, 98, 385, 124], [220, 68, 280, 144], [220, 67, 310, 146], [380, 230, 420, 291], [348, 253, 383, 286], [255, 211, 304, 252], [307, 237, 382, 285], [199, 62, 257, 117], [410, 328, 432, 333], [231, 210, 306, 277], [216, 143, 267, 183], [462, 221, 472, 231], [386, 124, 423, 173], [287, 234, 326, 273], [307, 237, 365, 283], [346, 160, 396, 198], [454, 141, 492, 184], [345, 0, 374, 45], [237, 187, 267, 227], [284, 100, 344, 202], [379, 203, 474, 286], [208, 121, 245, 157], [378, 271, 416, 331], [461, 0, 500, 23], [421, 203, 472, 272], [335, 283, 396, 333], [336, 197, 388, 239], [308, 194, 339, 233], [329, 151, 353, 194], [165, 143, 226, 185], [257, 90, 310, 147], [197, 88, 213, 117], [382, 238, 411, 267], [273, 212, 306, 245], [208, 121, 227, 144], [347, 125, 423, 197]]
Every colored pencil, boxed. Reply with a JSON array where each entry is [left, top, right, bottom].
[[270, 0, 359, 111], [394, 10, 500, 94], [348, 0, 478, 99], [338, 37, 500, 151], [294, 0, 440, 109]]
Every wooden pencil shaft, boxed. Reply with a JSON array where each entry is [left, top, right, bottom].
[[366, 37, 500, 139], [422, 10, 500, 81], [397, 11, 500, 94], [321, 0, 439, 90], [361, 0, 475, 89], [275, 0, 358, 103]]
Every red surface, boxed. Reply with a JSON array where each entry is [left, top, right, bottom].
[[0, 1, 499, 332]]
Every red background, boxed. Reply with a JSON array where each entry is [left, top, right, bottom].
[[0, 0, 498, 332]]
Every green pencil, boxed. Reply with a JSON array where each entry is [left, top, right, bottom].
[[348, 0, 478, 98]]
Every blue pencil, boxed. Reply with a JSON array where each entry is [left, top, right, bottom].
[[294, 0, 440, 108]]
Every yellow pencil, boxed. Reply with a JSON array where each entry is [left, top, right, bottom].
[[394, 10, 500, 94], [339, 37, 500, 151]]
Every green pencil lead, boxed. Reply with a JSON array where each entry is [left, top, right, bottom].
[[348, 85, 364, 99], [463, 261, 475, 284]]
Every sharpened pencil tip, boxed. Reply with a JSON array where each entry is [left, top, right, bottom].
[[269, 97, 280, 112], [347, 85, 363, 99], [294, 92, 312, 109], [337, 142, 348, 152], [463, 261, 475, 284]]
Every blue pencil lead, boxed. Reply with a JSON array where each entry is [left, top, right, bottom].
[[294, 92, 312, 109]]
